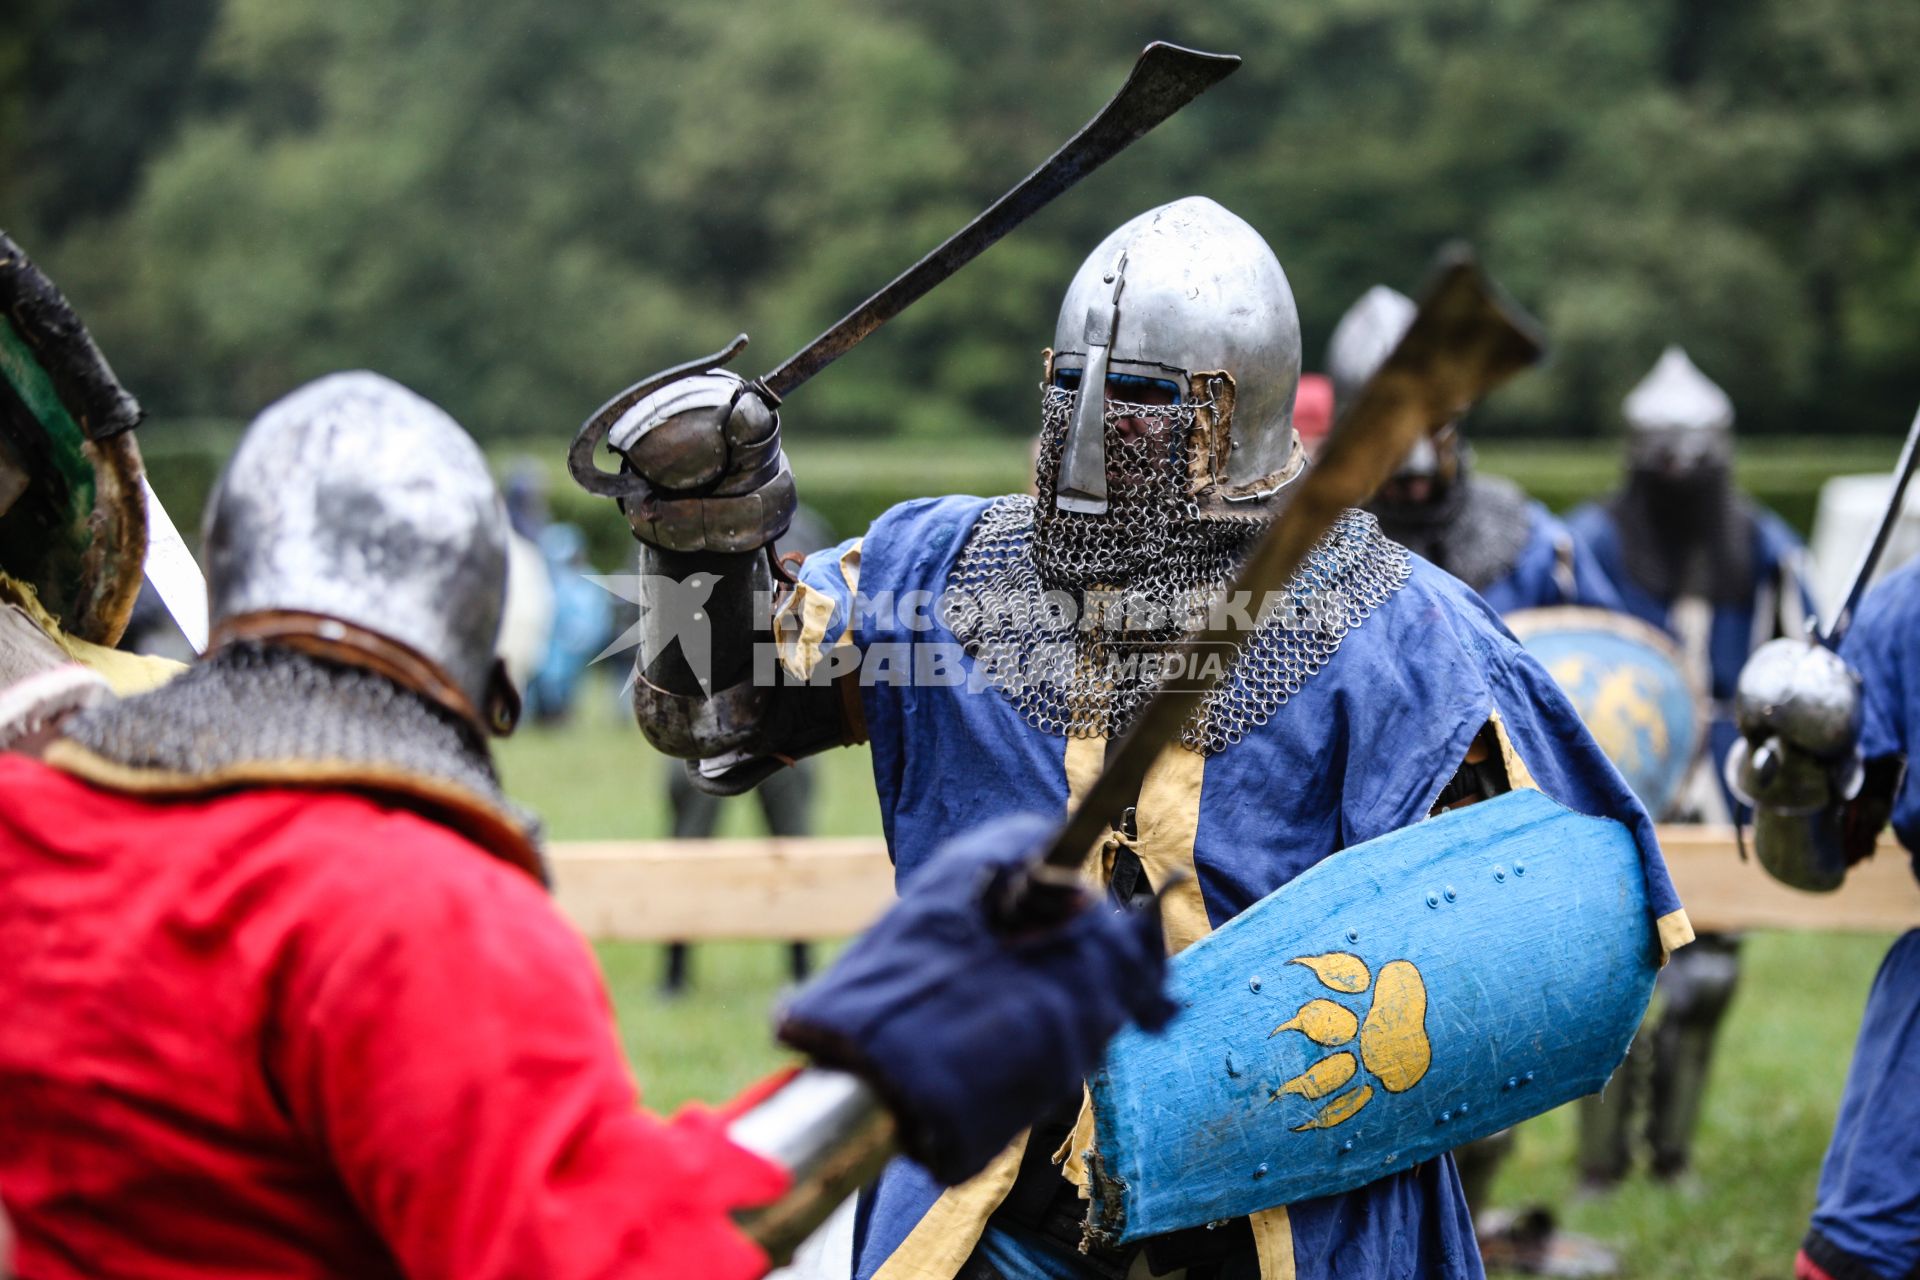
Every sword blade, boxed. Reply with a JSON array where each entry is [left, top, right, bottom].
[[1036, 246, 1546, 876], [1823, 403, 1920, 650], [140, 475, 209, 653], [759, 42, 1239, 401]]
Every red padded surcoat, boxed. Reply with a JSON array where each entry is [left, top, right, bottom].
[[0, 755, 786, 1279]]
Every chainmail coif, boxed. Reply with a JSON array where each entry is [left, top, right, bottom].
[[946, 386, 1412, 755], [1609, 466, 1755, 605], [60, 642, 538, 839], [1373, 471, 1536, 592]]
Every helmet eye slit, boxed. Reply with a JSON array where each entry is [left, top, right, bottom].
[[1049, 367, 1183, 405]]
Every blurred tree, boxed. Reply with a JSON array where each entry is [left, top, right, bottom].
[[2, 0, 220, 238], [1, 0, 1915, 443]]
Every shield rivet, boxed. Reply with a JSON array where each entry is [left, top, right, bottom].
[[1523, 1072, 1535, 1085], [1443, 885, 1457, 902], [1253, 1163, 1269, 1179], [1425, 892, 1440, 909], [1514, 862, 1527, 876], [1346, 928, 1360, 943], [1439, 1110, 1452, 1124], [1248, 976, 1262, 992], [1341, 1140, 1354, 1153], [1493, 865, 1507, 882], [1506, 1076, 1519, 1090]]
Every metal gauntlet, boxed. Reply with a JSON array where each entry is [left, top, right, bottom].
[[1724, 638, 1865, 891], [630, 544, 771, 758], [630, 544, 853, 773], [609, 372, 796, 553]]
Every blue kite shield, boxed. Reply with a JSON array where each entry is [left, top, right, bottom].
[[1086, 789, 1658, 1244], [1505, 606, 1705, 819]]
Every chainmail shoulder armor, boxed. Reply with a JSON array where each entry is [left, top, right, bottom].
[[946, 495, 1411, 755], [48, 643, 544, 879], [1379, 473, 1536, 591]]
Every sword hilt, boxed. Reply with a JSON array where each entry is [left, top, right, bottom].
[[565, 334, 754, 503]]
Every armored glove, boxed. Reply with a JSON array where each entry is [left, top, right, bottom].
[[607, 371, 795, 553], [1725, 637, 1866, 890], [776, 813, 1177, 1185]]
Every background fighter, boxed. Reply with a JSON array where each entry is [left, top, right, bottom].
[[0, 372, 1172, 1279], [1567, 346, 1818, 1189], [1327, 284, 1619, 616], [602, 196, 1686, 1280], [1327, 281, 1625, 1277]]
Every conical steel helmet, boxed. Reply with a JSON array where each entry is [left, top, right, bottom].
[[203, 372, 510, 728], [1047, 197, 1303, 515], [1326, 284, 1416, 415], [1623, 345, 1734, 472]]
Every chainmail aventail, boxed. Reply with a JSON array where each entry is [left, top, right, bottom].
[[946, 386, 1412, 755]]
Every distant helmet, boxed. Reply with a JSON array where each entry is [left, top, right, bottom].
[[1330, 285, 1463, 492], [1045, 197, 1303, 517], [1326, 284, 1416, 415], [203, 372, 513, 734], [1623, 345, 1733, 474]]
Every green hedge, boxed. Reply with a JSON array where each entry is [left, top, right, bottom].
[[137, 425, 1902, 572]]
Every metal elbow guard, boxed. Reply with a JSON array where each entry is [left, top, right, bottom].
[[1724, 735, 1857, 892], [632, 671, 770, 759], [1726, 638, 1866, 891], [1733, 638, 1863, 760]]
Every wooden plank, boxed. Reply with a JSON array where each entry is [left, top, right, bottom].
[[1658, 827, 1920, 934], [549, 837, 895, 942], [545, 827, 1919, 942]]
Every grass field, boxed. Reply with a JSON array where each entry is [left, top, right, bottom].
[[496, 697, 1902, 1278]]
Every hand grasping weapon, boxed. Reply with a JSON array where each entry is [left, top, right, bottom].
[[567, 41, 1242, 503]]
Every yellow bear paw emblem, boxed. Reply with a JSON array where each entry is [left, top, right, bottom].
[[1268, 952, 1431, 1131]]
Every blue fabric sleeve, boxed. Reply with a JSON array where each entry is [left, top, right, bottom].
[[1561, 513, 1627, 613], [1808, 928, 1920, 1279], [772, 534, 866, 679], [1842, 558, 1920, 860], [1480, 504, 1622, 616], [1485, 635, 1683, 924]]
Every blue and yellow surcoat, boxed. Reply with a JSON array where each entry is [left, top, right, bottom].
[[780, 496, 1690, 1280]]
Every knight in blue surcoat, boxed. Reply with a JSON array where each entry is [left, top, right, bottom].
[[1566, 346, 1818, 1192], [1329, 286, 1620, 619], [613, 197, 1691, 1280], [1568, 346, 1817, 822]]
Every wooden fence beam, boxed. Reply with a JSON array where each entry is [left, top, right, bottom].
[[1658, 827, 1919, 934], [548, 828, 1919, 942], [550, 837, 895, 942]]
